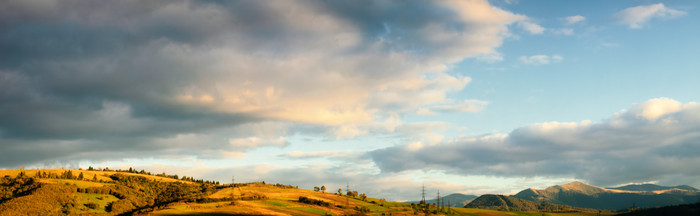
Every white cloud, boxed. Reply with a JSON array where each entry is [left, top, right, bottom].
[[551, 28, 574, 36], [476, 52, 505, 63], [285, 150, 356, 159], [228, 136, 289, 149], [564, 15, 586, 25], [370, 98, 700, 187], [519, 55, 564, 65], [433, 100, 490, 113], [615, 3, 686, 29], [416, 108, 437, 115], [518, 21, 546, 34]]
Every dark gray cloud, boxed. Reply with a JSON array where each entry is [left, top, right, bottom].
[[0, 0, 521, 167], [370, 98, 700, 187]]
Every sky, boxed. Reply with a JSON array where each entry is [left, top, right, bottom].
[[1, 0, 700, 201]]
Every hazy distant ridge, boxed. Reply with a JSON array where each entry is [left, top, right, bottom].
[[511, 181, 700, 210], [609, 184, 698, 192]]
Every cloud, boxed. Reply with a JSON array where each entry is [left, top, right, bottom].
[[614, 3, 686, 29], [228, 137, 289, 150], [476, 52, 505, 63], [370, 98, 700, 187], [0, 0, 531, 166], [433, 100, 490, 113], [284, 150, 357, 159], [551, 28, 574, 36], [563, 15, 586, 25], [101, 162, 515, 201], [518, 21, 545, 34], [519, 55, 563, 65]]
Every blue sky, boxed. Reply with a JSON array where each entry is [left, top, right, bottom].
[[1, 0, 699, 201]]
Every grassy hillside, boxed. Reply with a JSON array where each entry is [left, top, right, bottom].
[[512, 181, 700, 210], [466, 194, 596, 213], [1, 169, 603, 215]]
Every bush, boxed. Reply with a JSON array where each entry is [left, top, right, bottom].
[[298, 196, 331, 207], [85, 202, 99, 209]]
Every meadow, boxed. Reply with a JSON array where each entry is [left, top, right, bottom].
[[0, 169, 612, 216]]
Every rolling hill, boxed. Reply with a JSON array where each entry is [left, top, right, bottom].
[[465, 194, 607, 214], [1, 168, 605, 216], [512, 181, 700, 210]]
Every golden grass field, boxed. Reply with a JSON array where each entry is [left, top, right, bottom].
[[153, 182, 611, 216], [1, 169, 613, 216], [0, 168, 193, 184]]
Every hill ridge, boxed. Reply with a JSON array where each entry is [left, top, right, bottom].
[[512, 181, 700, 210], [610, 183, 699, 192]]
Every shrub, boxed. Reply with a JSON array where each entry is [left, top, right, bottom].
[[298, 196, 331, 207], [85, 202, 99, 209]]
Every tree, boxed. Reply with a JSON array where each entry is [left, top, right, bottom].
[[321, 185, 326, 193], [314, 186, 320, 192], [338, 188, 342, 196], [360, 193, 367, 201], [78, 172, 84, 180], [93, 174, 97, 181], [66, 170, 74, 179]]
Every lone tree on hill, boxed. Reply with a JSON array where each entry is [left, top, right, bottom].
[[321, 185, 326, 193], [338, 188, 342, 196]]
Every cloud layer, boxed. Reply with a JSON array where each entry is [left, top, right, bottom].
[[0, 0, 526, 167], [370, 98, 700, 187]]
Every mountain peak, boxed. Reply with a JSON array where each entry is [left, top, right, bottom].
[[554, 181, 605, 195], [562, 181, 588, 187], [560, 181, 594, 189]]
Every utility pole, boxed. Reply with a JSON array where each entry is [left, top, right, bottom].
[[421, 184, 426, 204], [448, 200, 451, 214], [231, 175, 244, 200], [437, 190, 441, 210], [443, 198, 446, 211]]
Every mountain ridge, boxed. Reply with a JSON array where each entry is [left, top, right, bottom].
[[609, 183, 698, 192], [511, 181, 700, 210]]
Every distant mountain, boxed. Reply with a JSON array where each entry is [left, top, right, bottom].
[[610, 184, 698, 192], [407, 193, 477, 207], [465, 194, 585, 212], [512, 181, 700, 210]]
